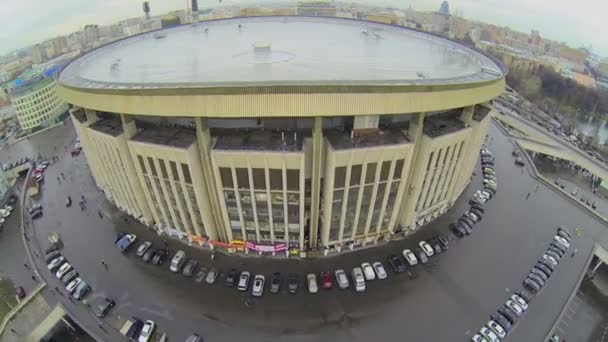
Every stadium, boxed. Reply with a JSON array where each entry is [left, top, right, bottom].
[[57, 15, 506, 257]]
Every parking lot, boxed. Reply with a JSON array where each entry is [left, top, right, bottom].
[[1, 120, 605, 341]]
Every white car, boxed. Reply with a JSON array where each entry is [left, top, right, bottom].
[[505, 299, 524, 316], [479, 327, 499, 342], [252, 274, 265, 297], [402, 249, 418, 266], [66, 278, 83, 294], [138, 320, 156, 342], [419, 241, 434, 257], [372, 262, 387, 280], [307, 273, 318, 294], [55, 263, 72, 279], [136, 241, 152, 257], [0, 209, 10, 218], [361, 262, 376, 281], [334, 269, 349, 289], [3, 205, 13, 212], [351, 267, 366, 292], [511, 294, 528, 311], [237, 271, 251, 291], [47, 256, 65, 270], [464, 211, 479, 222], [487, 320, 506, 338], [542, 254, 559, 266], [471, 334, 487, 342], [553, 235, 570, 248]]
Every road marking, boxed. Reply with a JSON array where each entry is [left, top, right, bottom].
[[560, 319, 570, 327], [557, 326, 566, 335]]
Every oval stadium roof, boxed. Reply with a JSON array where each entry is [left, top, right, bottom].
[[59, 16, 505, 90]]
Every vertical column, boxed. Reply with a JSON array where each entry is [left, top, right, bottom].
[[299, 156, 306, 250], [247, 163, 261, 242], [363, 159, 382, 238], [188, 140, 221, 241], [376, 158, 396, 234], [230, 166, 247, 240], [282, 161, 289, 246], [388, 147, 415, 233], [309, 117, 323, 248], [338, 161, 352, 244], [320, 144, 335, 246], [350, 156, 368, 241], [264, 162, 275, 243], [120, 114, 153, 224], [399, 112, 428, 230], [194, 118, 225, 239]]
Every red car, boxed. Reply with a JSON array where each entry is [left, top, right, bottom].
[[321, 271, 333, 289]]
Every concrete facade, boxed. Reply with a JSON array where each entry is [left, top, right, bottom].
[[66, 102, 497, 257], [10, 77, 68, 131], [57, 17, 505, 257]]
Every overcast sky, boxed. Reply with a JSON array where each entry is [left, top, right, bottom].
[[1, 0, 606, 57]]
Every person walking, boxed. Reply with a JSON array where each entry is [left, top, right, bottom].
[[24, 263, 29, 270]]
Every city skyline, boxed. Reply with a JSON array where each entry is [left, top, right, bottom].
[[0, 0, 606, 58]]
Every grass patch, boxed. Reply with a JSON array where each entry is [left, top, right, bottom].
[[0, 278, 19, 321]]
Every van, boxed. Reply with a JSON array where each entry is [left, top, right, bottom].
[[170, 250, 186, 273], [352, 267, 366, 292]]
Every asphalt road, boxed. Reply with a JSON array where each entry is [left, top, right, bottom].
[[2, 120, 606, 342]]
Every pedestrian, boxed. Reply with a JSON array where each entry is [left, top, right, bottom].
[[61, 172, 65, 180], [31, 275, 36, 282], [98, 210, 103, 219], [525, 192, 531, 200], [9, 328, 16, 334], [24, 263, 29, 270]]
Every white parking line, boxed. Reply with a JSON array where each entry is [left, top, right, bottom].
[[557, 326, 566, 335]]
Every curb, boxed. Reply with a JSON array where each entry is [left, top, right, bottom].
[[0, 283, 46, 336], [16, 165, 105, 341], [544, 246, 595, 341]]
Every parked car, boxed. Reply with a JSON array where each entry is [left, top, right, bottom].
[[307, 273, 318, 294], [514, 157, 525, 166], [45, 251, 61, 263], [414, 248, 429, 264], [541, 254, 558, 266], [321, 271, 333, 289], [138, 320, 156, 342], [94, 298, 115, 318], [116, 234, 137, 252], [66, 278, 83, 294], [545, 249, 561, 261], [351, 268, 366, 292], [523, 277, 541, 293], [47, 256, 65, 270], [505, 300, 524, 317], [372, 262, 387, 280], [56, 263, 72, 279], [489, 314, 511, 334], [31, 209, 43, 219], [530, 267, 549, 281], [498, 306, 518, 324], [553, 235, 570, 249], [479, 327, 500, 342], [538, 258, 556, 272], [459, 216, 475, 228], [556, 228, 572, 242], [136, 241, 152, 257], [388, 255, 406, 273], [528, 272, 546, 287], [185, 334, 202, 342], [270, 272, 282, 293], [170, 250, 186, 272], [182, 259, 199, 277], [73, 281, 90, 300], [433, 236, 449, 251], [142, 248, 156, 263], [418, 241, 434, 257], [252, 274, 265, 297], [402, 249, 418, 265], [515, 290, 533, 303], [361, 263, 376, 281], [237, 271, 251, 291], [151, 249, 168, 265], [61, 270, 78, 284], [428, 240, 442, 254], [550, 241, 568, 254], [464, 211, 480, 223], [547, 246, 565, 258], [287, 273, 299, 294], [225, 269, 238, 287], [449, 223, 467, 238], [205, 268, 219, 284], [511, 293, 529, 311], [194, 269, 207, 283], [335, 269, 349, 289]]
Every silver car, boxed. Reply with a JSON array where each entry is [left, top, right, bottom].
[[334, 269, 349, 289], [205, 268, 218, 284]]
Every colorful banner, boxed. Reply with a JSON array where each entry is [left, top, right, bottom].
[[245, 241, 287, 253]]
